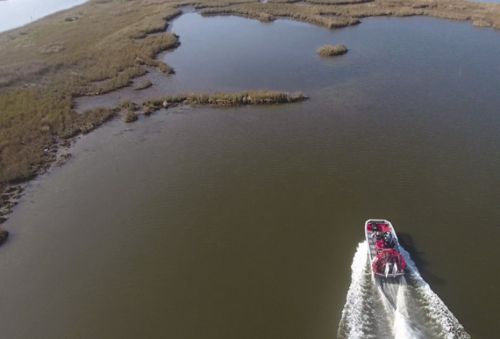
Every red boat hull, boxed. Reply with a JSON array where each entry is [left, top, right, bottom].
[[365, 219, 406, 278]]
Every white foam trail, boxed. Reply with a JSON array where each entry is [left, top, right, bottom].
[[394, 309, 421, 339], [399, 246, 471, 339], [393, 283, 425, 339], [337, 242, 392, 339], [338, 241, 470, 339], [337, 242, 372, 338]]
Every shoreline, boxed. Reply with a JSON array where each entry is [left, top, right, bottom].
[[0, 89, 307, 231], [1, 0, 500, 240]]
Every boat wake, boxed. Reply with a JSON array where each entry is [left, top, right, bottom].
[[337, 242, 470, 339]]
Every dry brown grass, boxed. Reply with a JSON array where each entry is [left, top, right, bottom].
[[201, 3, 362, 28], [143, 90, 308, 111], [123, 110, 139, 123], [200, 0, 500, 29], [0, 0, 182, 188], [305, 0, 372, 5], [317, 44, 348, 57]]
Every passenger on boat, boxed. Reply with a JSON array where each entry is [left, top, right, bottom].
[[370, 230, 381, 240], [383, 232, 395, 248]]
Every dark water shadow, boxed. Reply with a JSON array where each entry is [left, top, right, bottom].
[[398, 232, 444, 286]]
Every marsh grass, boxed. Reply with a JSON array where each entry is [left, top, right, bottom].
[[305, 0, 372, 5], [317, 44, 348, 57], [201, 4, 362, 28], [143, 91, 308, 112], [0, 0, 181, 187], [123, 110, 138, 123]]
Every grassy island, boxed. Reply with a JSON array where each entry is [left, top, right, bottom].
[[317, 44, 348, 57]]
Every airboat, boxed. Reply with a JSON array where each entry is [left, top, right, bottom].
[[365, 219, 406, 278]]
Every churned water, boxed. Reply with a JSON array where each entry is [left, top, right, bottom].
[[338, 242, 470, 339]]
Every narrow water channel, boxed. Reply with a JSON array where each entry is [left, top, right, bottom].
[[3, 12, 500, 338]]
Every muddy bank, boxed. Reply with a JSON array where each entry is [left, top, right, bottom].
[[0, 185, 24, 224]]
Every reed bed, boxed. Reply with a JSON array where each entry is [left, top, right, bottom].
[[143, 90, 308, 111], [317, 44, 348, 57]]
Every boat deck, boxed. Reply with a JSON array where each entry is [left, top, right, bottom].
[[365, 220, 393, 261], [365, 219, 406, 278]]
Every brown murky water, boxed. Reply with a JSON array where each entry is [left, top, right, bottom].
[[3, 13, 500, 338]]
